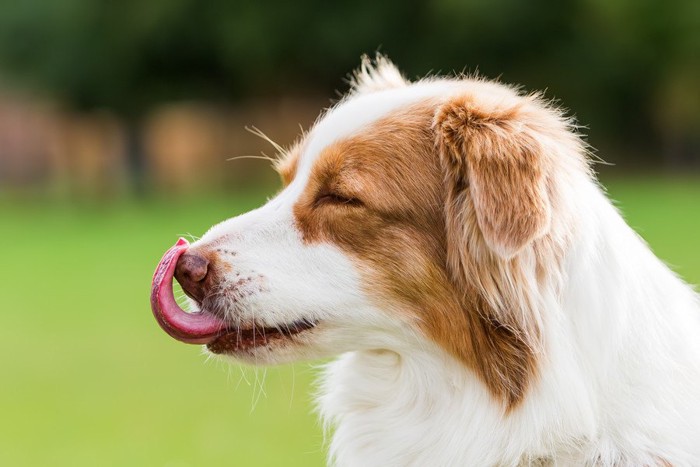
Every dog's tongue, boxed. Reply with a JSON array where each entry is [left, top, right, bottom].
[[150, 238, 228, 344]]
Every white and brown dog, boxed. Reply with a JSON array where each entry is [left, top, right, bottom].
[[151, 57, 700, 466]]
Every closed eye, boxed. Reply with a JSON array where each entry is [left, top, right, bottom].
[[315, 193, 363, 207]]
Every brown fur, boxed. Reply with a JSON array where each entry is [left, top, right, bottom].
[[288, 92, 567, 408], [275, 140, 302, 187]]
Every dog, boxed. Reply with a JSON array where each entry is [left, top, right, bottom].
[[151, 56, 700, 466]]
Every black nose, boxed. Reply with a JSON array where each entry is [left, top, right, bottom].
[[174, 253, 210, 302]]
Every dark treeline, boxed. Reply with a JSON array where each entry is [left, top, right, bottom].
[[0, 0, 698, 168]]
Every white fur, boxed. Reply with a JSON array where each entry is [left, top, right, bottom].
[[194, 61, 700, 466]]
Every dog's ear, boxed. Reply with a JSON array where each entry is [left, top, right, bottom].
[[432, 93, 555, 407], [434, 94, 552, 260]]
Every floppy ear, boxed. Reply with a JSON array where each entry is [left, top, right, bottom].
[[432, 94, 553, 408], [434, 95, 552, 260]]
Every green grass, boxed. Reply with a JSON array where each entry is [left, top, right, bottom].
[[1, 177, 698, 467]]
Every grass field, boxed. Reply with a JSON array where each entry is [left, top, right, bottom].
[[1, 177, 699, 467]]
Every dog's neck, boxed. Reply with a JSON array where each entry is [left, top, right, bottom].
[[318, 347, 588, 466], [318, 348, 492, 465]]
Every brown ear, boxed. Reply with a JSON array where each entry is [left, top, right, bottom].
[[434, 95, 552, 259], [432, 93, 554, 408]]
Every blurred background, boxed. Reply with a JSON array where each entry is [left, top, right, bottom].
[[1, 1, 698, 465]]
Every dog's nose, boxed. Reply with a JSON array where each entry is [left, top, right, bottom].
[[174, 253, 210, 302]]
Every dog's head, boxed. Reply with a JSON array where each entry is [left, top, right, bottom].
[[152, 57, 588, 408]]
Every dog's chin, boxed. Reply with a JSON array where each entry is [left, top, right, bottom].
[[205, 319, 319, 363]]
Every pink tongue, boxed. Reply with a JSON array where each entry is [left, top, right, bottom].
[[150, 238, 229, 344]]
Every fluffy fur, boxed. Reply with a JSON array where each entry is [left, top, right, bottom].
[[182, 57, 700, 466]]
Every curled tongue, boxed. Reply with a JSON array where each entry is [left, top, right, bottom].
[[150, 238, 229, 344]]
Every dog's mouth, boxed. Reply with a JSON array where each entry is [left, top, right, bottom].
[[150, 238, 317, 350], [206, 319, 317, 354]]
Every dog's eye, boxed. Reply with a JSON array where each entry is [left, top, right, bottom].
[[315, 193, 362, 207]]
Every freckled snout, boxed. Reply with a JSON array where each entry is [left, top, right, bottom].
[[174, 253, 210, 302]]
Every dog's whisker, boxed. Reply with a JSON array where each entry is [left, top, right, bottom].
[[175, 232, 201, 243], [287, 362, 297, 412], [244, 125, 285, 155], [226, 154, 278, 163]]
